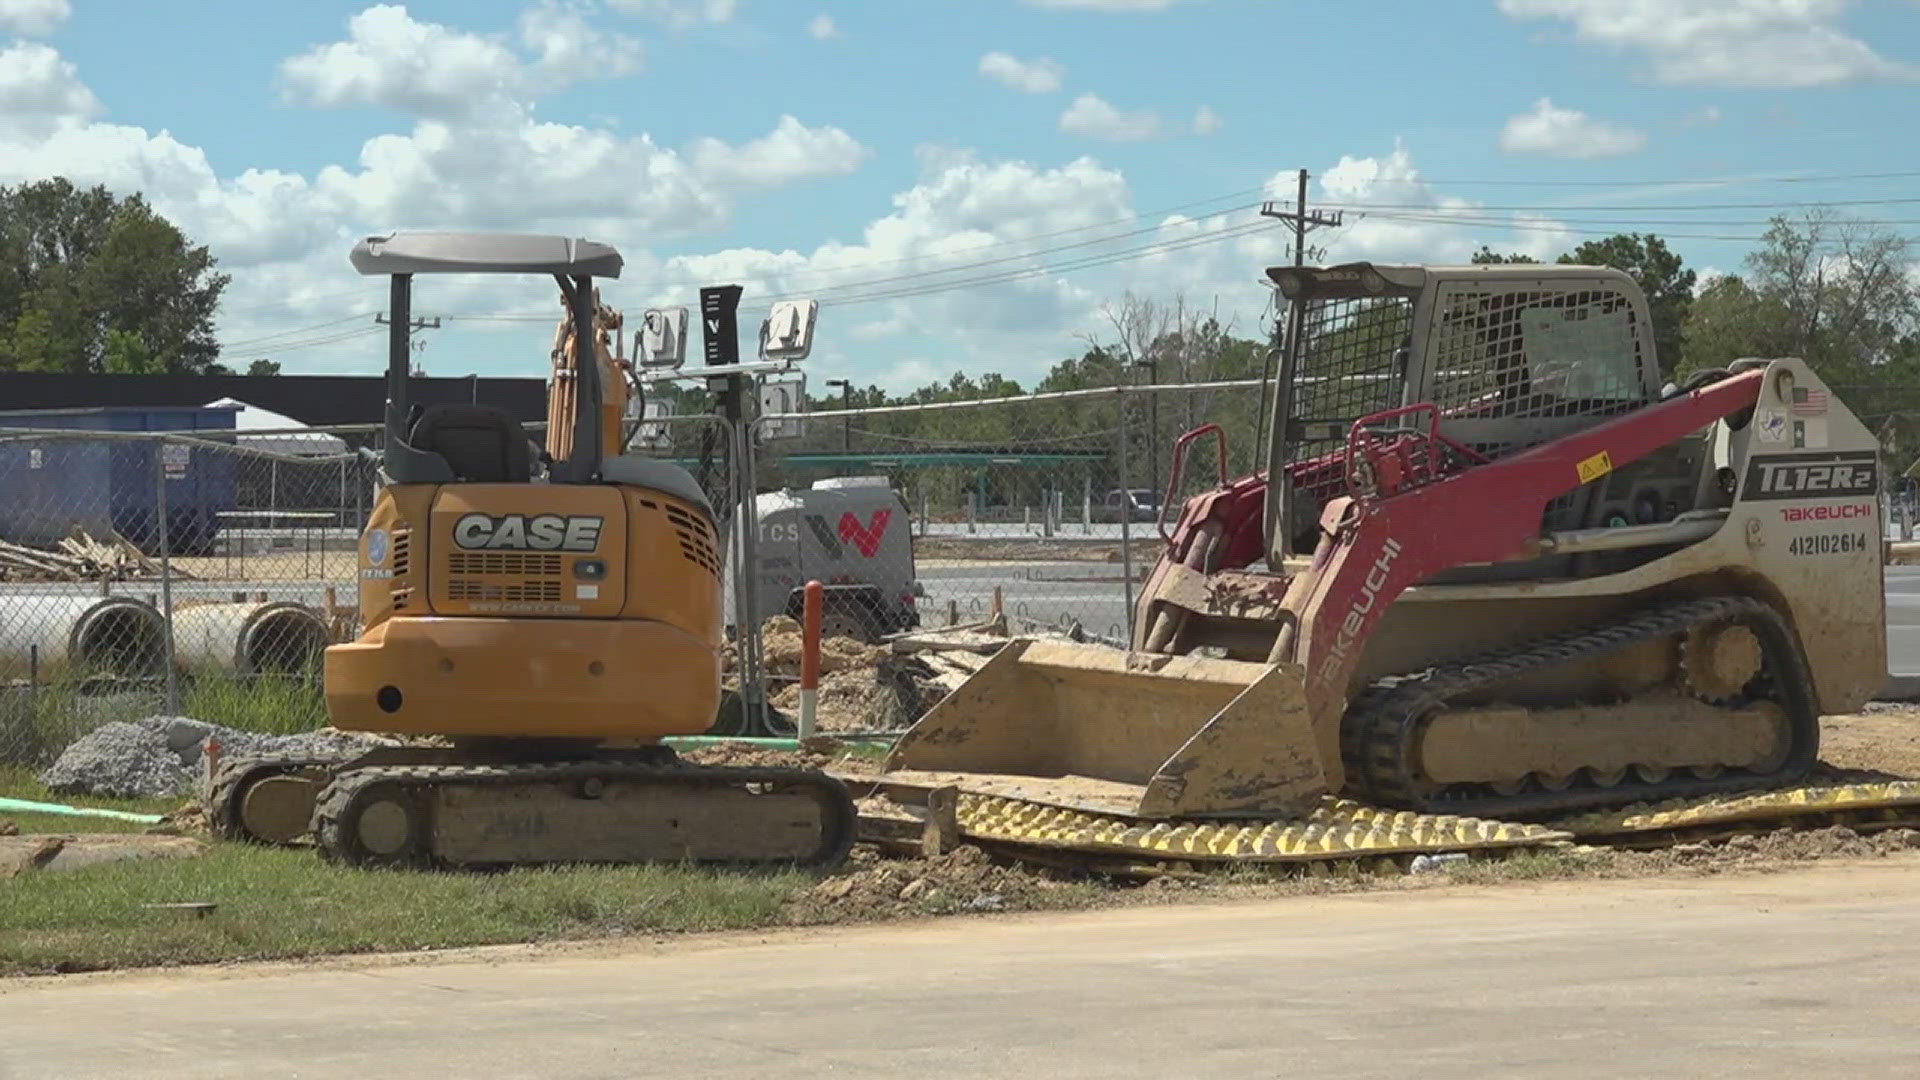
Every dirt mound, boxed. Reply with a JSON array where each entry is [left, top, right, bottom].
[[1820, 708, 1920, 779], [677, 738, 883, 776], [768, 668, 928, 733], [791, 843, 1082, 922], [759, 616, 891, 678], [1619, 825, 1920, 874]]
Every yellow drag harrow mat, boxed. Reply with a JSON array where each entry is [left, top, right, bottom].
[[953, 793, 1572, 864], [1551, 780, 1920, 844]]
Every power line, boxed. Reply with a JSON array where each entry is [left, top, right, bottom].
[[1260, 168, 1343, 266], [1414, 169, 1920, 188], [1321, 195, 1920, 214], [217, 312, 378, 352]]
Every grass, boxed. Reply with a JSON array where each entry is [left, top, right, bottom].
[[179, 675, 327, 735], [0, 844, 812, 976], [0, 763, 180, 834]]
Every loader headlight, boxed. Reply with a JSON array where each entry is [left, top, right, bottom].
[[574, 559, 607, 581]]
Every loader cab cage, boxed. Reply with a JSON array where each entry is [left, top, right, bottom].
[[1263, 262, 1661, 559], [350, 231, 623, 486]]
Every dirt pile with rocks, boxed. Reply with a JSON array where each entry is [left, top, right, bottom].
[[790, 843, 1088, 922], [37, 717, 393, 800]]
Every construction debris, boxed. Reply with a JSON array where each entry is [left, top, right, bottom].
[[0, 529, 182, 583], [38, 716, 395, 800], [0, 834, 206, 877], [789, 843, 1081, 921]]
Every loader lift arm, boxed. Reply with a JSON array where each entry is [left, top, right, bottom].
[[1278, 368, 1764, 707]]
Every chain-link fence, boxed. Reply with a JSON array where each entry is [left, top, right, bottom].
[[0, 424, 381, 767], [747, 379, 1270, 648], [0, 382, 1280, 765]]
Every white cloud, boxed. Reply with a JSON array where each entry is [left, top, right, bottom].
[[1679, 104, 1723, 127], [518, 2, 645, 83], [1192, 105, 1221, 135], [279, 4, 642, 123], [1498, 0, 1920, 86], [280, 5, 538, 120], [0, 0, 68, 37], [605, 0, 736, 28], [1499, 97, 1648, 158], [0, 31, 883, 380], [1023, 0, 1189, 10], [687, 114, 871, 190], [1058, 93, 1163, 141], [808, 13, 838, 39], [0, 41, 98, 137], [1307, 140, 1574, 265], [978, 51, 1063, 93]]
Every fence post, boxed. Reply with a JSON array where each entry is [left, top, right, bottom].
[[967, 492, 977, 535], [919, 489, 929, 538], [1082, 475, 1092, 534], [798, 580, 822, 741], [1118, 387, 1135, 636], [730, 417, 770, 735], [1042, 484, 1055, 538], [154, 440, 180, 717]]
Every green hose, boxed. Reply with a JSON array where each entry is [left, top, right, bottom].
[[666, 735, 898, 751], [0, 796, 166, 824]]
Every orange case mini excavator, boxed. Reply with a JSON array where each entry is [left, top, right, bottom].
[[208, 232, 855, 869]]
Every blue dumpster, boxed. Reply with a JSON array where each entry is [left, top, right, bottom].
[[0, 405, 240, 555]]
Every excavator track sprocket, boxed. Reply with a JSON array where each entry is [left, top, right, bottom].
[[312, 760, 858, 870], [1340, 595, 1820, 820]]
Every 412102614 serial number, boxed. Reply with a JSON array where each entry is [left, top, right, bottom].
[[1788, 532, 1870, 556]]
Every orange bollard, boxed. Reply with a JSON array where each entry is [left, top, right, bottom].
[[799, 580, 823, 740]]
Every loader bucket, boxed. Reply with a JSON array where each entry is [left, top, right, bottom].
[[880, 639, 1327, 820]]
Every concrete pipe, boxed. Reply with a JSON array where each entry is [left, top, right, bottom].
[[171, 601, 329, 677], [0, 595, 168, 682]]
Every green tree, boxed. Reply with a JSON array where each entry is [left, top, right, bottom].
[[1682, 210, 1920, 463], [246, 358, 282, 376], [0, 177, 229, 374], [1557, 233, 1695, 377], [1470, 247, 1538, 265]]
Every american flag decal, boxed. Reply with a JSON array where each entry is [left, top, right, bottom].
[[1791, 387, 1829, 416]]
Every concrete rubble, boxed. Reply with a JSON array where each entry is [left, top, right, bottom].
[[37, 716, 392, 800]]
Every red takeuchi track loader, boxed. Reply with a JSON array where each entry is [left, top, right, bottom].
[[875, 262, 1886, 828]]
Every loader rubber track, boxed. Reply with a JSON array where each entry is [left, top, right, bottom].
[[312, 760, 859, 871], [1340, 595, 1821, 821]]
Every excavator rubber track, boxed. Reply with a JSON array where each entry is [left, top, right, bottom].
[[1341, 594, 1821, 820], [206, 752, 359, 845], [312, 760, 859, 870]]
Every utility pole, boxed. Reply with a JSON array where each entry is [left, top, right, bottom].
[[821, 378, 852, 449], [1131, 357, 1157, 507], [1254, 168, 1344, 467], [1259, 168, 1343, 267], [375, 312, 442, 376]]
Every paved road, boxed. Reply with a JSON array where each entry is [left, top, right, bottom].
[[7, 559, 1914, 675], [5, 859, 1919, 1079], [1882, 567, 1920, 677]]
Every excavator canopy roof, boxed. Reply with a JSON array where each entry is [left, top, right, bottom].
[[350, 231, 623, 278]]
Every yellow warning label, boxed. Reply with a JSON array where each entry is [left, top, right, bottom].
[[1576, 451, 1614, 484]]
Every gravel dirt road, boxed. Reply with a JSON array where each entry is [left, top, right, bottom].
[[6, 857, 1920, 1079]]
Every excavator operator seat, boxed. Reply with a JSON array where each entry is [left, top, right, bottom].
[[408, 403, 533, 483]]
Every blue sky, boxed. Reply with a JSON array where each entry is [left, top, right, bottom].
[[3, 0, 1918, 393]]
